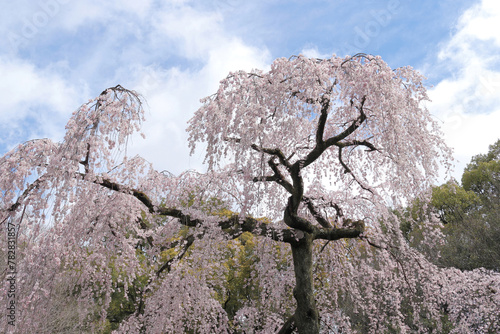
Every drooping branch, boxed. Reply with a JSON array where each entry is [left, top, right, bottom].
[[331, 202, 344, 222], [2, 177, 44, 218], [337, 147, 374, 193], [79, 143, 92, 175], [337, 139, 378, 152], [225, 137, 295, 177], [97, 84, 143, 109], [361, 236, 415, 292], [338, 146, 352, 174], [340, 53, 371, 66], [97, 177, 156, 214]]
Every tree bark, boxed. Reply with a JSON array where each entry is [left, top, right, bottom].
[[290, 233, 320, 334]]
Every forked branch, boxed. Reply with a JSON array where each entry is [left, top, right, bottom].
[[253, 158, 294, 194], [302, 196, 331, 228], [301, 95, 368, 170]]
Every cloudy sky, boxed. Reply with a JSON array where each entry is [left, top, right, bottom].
[[1, 0, 499, 182]]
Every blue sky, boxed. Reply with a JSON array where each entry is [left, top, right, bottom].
[[1, 0, 499, 182]]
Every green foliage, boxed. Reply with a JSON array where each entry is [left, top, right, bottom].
[[210, 231, 294, 330], [218, 232, 261, 319], [462, 159, 500, 203], [430, 180, 480, 224], [159, 194, 294, 331], [464, 139, 500, 172], [391, 144, 500, 330], [431, 139, 500, 271], [396, 199, 440, 259], [179, 188, 227, 215], [462, 139, 500, 209], [439, 214, 500, 271], [103, 252, 149, 333]]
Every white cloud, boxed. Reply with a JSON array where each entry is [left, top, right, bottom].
[[56, 0, 154, 31], [450, 0, 500, 48], [441, 109, 500, 169], [152, 6, 225, 59], [427, 0, 500, 181], [0, 57, 83, 148], [300, 47, 331, 59]]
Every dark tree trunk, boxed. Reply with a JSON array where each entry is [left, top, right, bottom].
[[290, 233, 320, 334]]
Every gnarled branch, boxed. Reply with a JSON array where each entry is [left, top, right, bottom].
[[314, 224, 364, 241], [302, 196, 331, 228]]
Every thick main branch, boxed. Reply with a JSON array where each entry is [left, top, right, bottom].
[[94, 177, 298, 243]]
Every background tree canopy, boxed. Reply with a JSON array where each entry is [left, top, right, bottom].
[[430, 140, 500, 272]]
